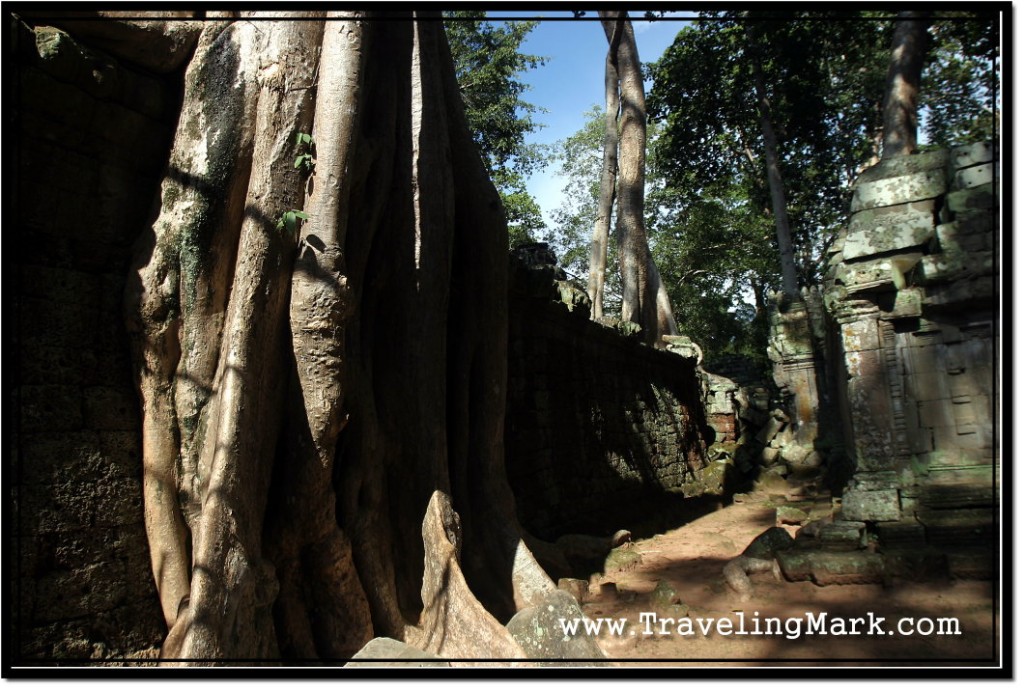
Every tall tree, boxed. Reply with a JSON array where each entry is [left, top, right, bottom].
[[747, 21, 799, 299], [588, 32, 619, 320], [648, 12, 891, 296], [550, 105, 604, 279], [881, 11, 931, 158], [598, 11, 678, 345], [126, 11, 554, 662], [444, 11, 549, 245]]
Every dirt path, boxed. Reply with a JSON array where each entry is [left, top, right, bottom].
[[579, 500, 998, 667]]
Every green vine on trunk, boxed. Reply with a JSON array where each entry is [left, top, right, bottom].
[[294, 132, 316, 173], [277, 209, 309, 236]]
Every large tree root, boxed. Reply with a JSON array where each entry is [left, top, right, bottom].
[[127, 12, 554, 663]]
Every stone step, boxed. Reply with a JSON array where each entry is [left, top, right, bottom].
[[946, 548, 995, 580], [916, 478, 997, 509], [916, 507, 995, 547]]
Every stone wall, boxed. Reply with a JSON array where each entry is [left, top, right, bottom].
[[822, 143, 997, 557], [13, 18, 187, 660], [505, 247, 713, 540]]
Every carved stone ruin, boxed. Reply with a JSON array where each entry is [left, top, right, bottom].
[[821, 142, 997, 575]]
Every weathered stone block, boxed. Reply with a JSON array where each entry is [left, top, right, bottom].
[[950, 141, 994, 169], [945, 183, 994, 215], [851, 168, 946, 212], [923, 277, 995, 308], [841, 489, 901, 521], [777, 505, 809, 526], [951, 210, 994, 236], [881, 289, 922, 320], [743, 527, 794, 560], [777, 549, 885, 585], [948, 370, 987, 399], [819, 520, 866, 551], [844, 202, 935, 260], [507, 589, 606, 662], [348, 638, 450, 667], [857, 148, 949, 184], [934, 222, 962, 254], [848, 471, 900, 491], [836, 254, 921, 292], [875, 519, 927, 546], [917, 254, 964, 283], [755, 414, 786, 445], [952, 162, 994, 190], [840, 319, 880, 352]]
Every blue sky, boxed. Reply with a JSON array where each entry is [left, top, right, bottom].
[[492, 11, 698, 235]]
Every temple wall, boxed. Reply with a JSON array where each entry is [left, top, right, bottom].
[[505, 247, 714, 539], [12, 18, 188, 660], [822, 143, 997, 554]]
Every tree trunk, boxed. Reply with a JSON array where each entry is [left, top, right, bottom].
[[881, 11, 930, 159], [749, 30, 800, 301], [599, 12, 678, 345], [125, 12, 553, 664], [588, 42, 619, 321]]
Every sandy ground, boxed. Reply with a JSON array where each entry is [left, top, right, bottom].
[[579, 500, 999, 668]]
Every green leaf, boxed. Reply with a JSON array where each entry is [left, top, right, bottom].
[[293, 210, 309, 221]]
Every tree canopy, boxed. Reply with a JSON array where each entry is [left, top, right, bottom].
[[444, 11, 550, 245], [541, 10, 1001, 362]]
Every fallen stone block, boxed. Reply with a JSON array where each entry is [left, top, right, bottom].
[[723, 556, 779, 602], [777, 505, 809, 526], [506, 589, 608, 664], [743, 527, 795, 560], [347, 637, 451, 667], [776, 549, 885, 586]]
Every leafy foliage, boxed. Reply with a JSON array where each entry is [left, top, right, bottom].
[[921, 14, 1001, 147], [549, 106, 628, 312], [642, 9, 998, 360], [293, 132, 315, 172], [647, 12, 893, 291], [444, 12, 550, 244], [276, 209, 309, 236]]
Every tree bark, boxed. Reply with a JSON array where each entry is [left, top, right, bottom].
[[126, 12, 553, 664], [749, 28, 801, 301], [599, 12, 678, 345], [881, 11, 930, 159], [588, 43, 619, 321], [265, 13, 373, 661]]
